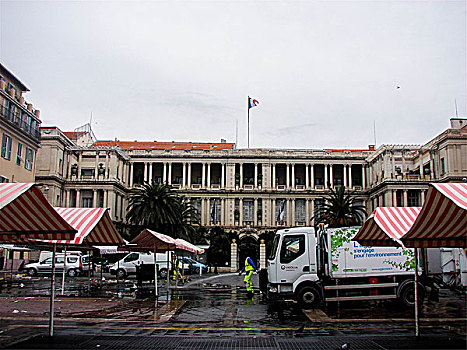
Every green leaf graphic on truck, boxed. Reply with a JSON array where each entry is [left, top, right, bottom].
[[330, 228, 358, 272], [330, 227, 414, 272]]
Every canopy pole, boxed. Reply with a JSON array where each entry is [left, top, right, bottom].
[[414, 248, 420, 337], [49, 243, 56, 337], [88, 249, 92, 294], [61, 246, 67, 295], [154, 242, 158, 309], [167, 246, 170, 302]]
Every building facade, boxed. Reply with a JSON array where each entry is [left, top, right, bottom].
[[35, 118, 467, 267], [0, 63, 41, 183]]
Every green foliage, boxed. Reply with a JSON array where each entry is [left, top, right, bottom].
[[383, 248, 415, 271], [330, 228, 358, 271], [313, 185, 367, 228], [206, 227, 235, 267], [126, 182, 199, 240]]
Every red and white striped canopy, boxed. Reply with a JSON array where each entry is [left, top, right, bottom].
[[175, 238, 205, 254], [354, 207, 421, 247], [402, 183, 467, 248], [0, 183, 76, 242], [128, 229, 178, 252], [38, 207, 124, 245]]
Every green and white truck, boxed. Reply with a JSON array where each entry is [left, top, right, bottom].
[[266, 226, 423, 309]]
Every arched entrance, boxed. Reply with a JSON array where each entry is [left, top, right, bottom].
[[237, 235, 259, 269]]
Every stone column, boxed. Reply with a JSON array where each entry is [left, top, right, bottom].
[[182, 163, 186, 187], [239, 163, 243, 188], [421, 190, 426, 205], [168, 163, 172, 185], [92, 190, 97, 207], [362, 166, 366, 189], [291, 199, 296, 226], [207, 163, 211, 188], [77, 153, 82, 179], [221, 198, 225, 225], [291, 164, 295, 188], [95, 153, 99, 180], [129, 163, 133, 187], [202, 163, 206, 187], [330, 164, 334, 188], [310, 164, 314, 188], [403, 190, 408, 207], [305, 199, 310, 225], [310, 199, 315, 226], [239, 198, 243, 224], [324, 165, 328, 188], [231, 240, 238, 272], [76, 189, 81, 208], [254, 163, 258, 188], [104, 190, 108, 208], [254, 198, 258, 226], [187, 163, 192, 187], [260, 239, 266, 270], [272, 164, 276, 189], [149, 162, 153, 184], [349, 165, 353, 188], [305, 164, 309, 189], [105, 153, 110, 179], [221, 163, 225, 188], [144, 162, 148, 183], [200, 198, 206, 225], [163, 163, 167, 183], [286, 164, 290, 188], [393, 190, 398, 207], [343, 164, 348, 187], [419, 151, 424, 179]]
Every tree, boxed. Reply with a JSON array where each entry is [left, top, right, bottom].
[[126, 182, 199, 240], [313, 185, 367, 228]]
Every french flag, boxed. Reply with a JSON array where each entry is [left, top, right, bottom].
[[278, 201, 286, 225], [248, 96, 259, 109]]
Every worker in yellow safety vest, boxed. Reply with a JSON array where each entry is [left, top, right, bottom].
[[239, 257, 257, 293], [172, 255, 183, 282]]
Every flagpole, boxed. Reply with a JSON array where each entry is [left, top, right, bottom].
[[247, 98, 250, 148]]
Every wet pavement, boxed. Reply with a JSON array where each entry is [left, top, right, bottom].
[[0, 272, 466, 349]]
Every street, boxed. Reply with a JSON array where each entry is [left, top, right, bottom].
[[0, 272, 466, 349]]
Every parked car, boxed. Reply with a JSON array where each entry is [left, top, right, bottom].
[[181, 257, 207, 274], [25, 254, 91, 277]]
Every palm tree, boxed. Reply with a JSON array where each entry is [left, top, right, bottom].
[[126, 182, 198, 239], [313, 185, 367, 228]]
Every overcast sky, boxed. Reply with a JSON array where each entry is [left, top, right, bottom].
[[1, 1, 465, 149]]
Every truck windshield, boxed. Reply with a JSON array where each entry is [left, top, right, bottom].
[[269, 234, 280, 260]]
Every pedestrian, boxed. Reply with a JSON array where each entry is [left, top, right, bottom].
[[172, 255, 183, 284], [239, 256, 256, 295]]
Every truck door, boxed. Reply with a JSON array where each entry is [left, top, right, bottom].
[[278, 233, 309, 283]]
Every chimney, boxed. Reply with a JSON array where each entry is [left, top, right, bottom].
[[34, 110, 40, 119], [9, 88, 15, 98], [368, 145, 375, 151], [0, 81, 5, 90], [220, 138, 226, 143], [27, 103, 33, 112]]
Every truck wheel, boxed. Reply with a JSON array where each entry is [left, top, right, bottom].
[[117, 269, 126, 279], [67, 269, 77, 277], [400, 283, 425, 308], [27, 268, 37, 277], [297, 286, 321, 309], [159, 268, 168, 279]]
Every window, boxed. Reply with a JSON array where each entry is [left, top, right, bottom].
[[56, 257, 65, 264], [16, 142, 22, 166], [408, 190, 420, 207], [0, 176, 9, 183], [440, 158, 445, 175], [124, 253, 139, 263], [295, 199, 306, 223], [210, 199, 221, 223], [67, 257, 78, 263], [1, 133, 12, 160], [24, 147, 33, 170], [243, 199, 254, 222], [280, 234, 305, 263], [269, 234, 280, 260], [81, 190, 93, 208]]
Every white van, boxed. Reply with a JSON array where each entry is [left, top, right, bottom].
[[110, 252, 180, 279]]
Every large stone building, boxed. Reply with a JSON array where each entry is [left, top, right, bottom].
[[0, 63, 41, 183], [35, 118, 467, 267]]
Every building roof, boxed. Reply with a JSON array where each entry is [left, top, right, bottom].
[[63, 131, 88, 141], [0, 63, 29, 92], [92, 140, 236, 150]]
